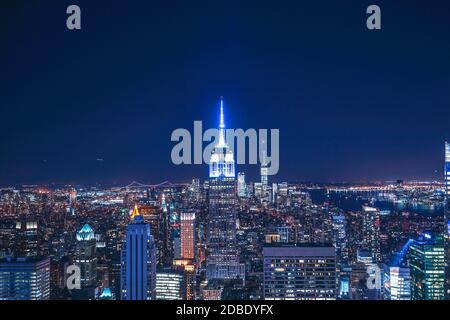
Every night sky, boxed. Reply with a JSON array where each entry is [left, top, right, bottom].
[[1, 0, 450, 185]]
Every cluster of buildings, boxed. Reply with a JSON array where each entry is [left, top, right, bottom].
[[0, 103, 449, 301]]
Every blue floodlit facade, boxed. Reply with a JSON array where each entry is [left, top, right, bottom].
[[206, 98, 244, 281], [121, 213, 157, 300]]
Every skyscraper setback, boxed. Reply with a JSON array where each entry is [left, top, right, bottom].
[[206, 98, 244, 281], [121, 208, 157, 300]]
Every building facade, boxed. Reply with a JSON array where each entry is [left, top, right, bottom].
[[263, 244, 337, 300], [121, 211, 157, 300], [206, 98, 244, 281], [0, 257, 50, 300], [409, 233, 445, 300], [75, 224, 97, 287]]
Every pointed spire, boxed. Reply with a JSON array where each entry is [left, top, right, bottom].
[[219, 96, 225, 129], [217, 96, 227, 148]]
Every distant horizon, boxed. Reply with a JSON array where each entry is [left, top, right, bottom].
[[1, 177, 445, 189]]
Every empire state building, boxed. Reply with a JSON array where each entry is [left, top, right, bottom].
[[206, 97, 245, 281]]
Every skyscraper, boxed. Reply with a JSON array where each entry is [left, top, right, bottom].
[[444, 141, 450, 298], [409, 233, 445, 300], [362, 206, 381, 263], [260, 152, 269, 203], [121, 208, 157, 300], [237, 172, 246, 198], [332, 213, 347, 264], [180, 212, 196, 261], [156, 268, 185, 300], [263, 243, 337, 300], [0, 257, 50, 300], [75, 224, 97, 287], [206, 97, 244, 281]]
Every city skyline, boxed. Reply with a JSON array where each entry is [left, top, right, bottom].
[[2, 1, 450, 185]]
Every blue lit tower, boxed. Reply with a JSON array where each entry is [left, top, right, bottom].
[[121, 207, 157, 300], [75, 224, 97, 287], [206, 97, 245, 281], [445, 141, 450, 298]]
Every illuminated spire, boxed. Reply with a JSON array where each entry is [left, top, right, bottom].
[[130, 204, 140, 219], [219, 96, 225, 129], [217, 97, 227, 148], [209, 97, 235, 178]]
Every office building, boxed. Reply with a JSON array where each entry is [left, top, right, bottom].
[[263, 243, 336, 300], [121, 209, 157, 300], [206, 98, 244, 281], [0, 257, 50, 300], [409, 233, 445, 300], [75, 224, 97, 287]]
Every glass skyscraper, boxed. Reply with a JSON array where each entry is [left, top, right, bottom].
[[121, 209, 157, 300], [409, 233, 445, 300], [206, 98, 245, 281], [0, 257, 50, 300]]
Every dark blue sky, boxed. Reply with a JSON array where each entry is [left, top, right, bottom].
[[1, 0, 450, 185]]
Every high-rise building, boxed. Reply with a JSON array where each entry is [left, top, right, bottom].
[[173, 259, 196, 300], [180, 212, 196, 261], [0, 257, 50, 300], [263, 243, 337, 300], [409, 233, 445, 300], [260, 152, 269, 203], [121, 209, 157, 300], [383, 240, 414, 300], [69, 188, 77, 216], [206, 98, 244, 281], [362, 206, 381, 263], [137, 204, 165, 266], [15, 220, 39, 257], [189, 178, 202, 202], [332, 213, 347, 263], [276, 226, 290, 243], [383, 264, 411, 300], [237, 172, 246, 198], [75, 224, 97, 287], [444, 141, 450, 298], [156, 268, 185, 300]]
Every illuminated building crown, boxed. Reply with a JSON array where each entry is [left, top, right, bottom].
[[76, 223, 95, 241], [130, 204, 140, 219], [209, 97, 235, 178]]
